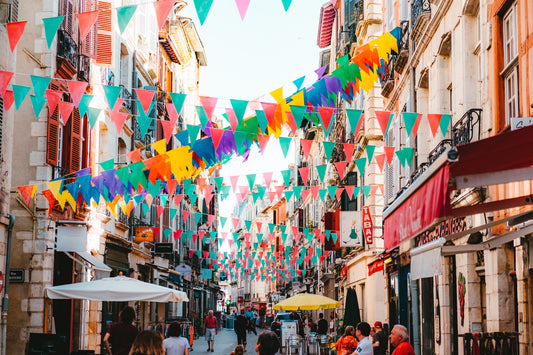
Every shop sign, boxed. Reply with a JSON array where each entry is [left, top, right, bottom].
[[416, 217, 466, 247], [9, 269, 25, 283], [367, 259, 384, 276], [340, 211, 362, 247], [511, 117, 533, 130], [135, 226, 154, 243], [237, 296, 244, 303], [362, 206, 373, 244], [154, 243, 173, 254]]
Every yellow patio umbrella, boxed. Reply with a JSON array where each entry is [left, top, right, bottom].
[[273, 293, 340, 311]]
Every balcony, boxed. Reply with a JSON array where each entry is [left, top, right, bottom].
[[460, 332, 518, 355], [56, 30, 78, 79], [394, 21, 410, 74], [411, 0, 431, 43], [77, 54, 90, 82], [52, 165, 71, 181], [381, 57, 396, 98], [120, 86, 133, 113]]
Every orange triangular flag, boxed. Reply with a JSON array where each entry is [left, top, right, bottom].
[[58, 101, 74, 125], [300, 139, 313, 160], [134, 89, 155, 115], [18, 185, 37, 207], [77, 11, 98, 40], [127, 149, 142, 163], [384, 147, 395, 166], [6, 21, 27, 52], [375, 154, 385, 173], [427, 114, 442, 138]]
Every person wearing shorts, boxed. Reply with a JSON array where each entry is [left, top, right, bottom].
[[204, 310, 218, 352]]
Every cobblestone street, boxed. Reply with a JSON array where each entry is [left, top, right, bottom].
[[191, 328, 260, 355]]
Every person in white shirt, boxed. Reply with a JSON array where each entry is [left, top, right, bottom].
[[164, 322, 190, 355], [352, 322, 373, 355]]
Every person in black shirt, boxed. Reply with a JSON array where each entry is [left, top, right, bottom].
[[317, 313, 328, 335], [234, 310, 249, 351], [372, 321, 387, 355]]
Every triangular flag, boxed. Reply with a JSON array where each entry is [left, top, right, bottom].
[[246, 174, 256, 189], [256, 134, 270, 154], [153, 0, 176, 31], [323, 141, 335, 161], [343, 143, 355, 161], [67, 80, 88, 106], [412, 112, 423, 138], [375, 110, 392, 137], [42, 16, 64, 48], [366, 145, 375, 163], [6, 21, 27, 52], [45, 89, 62, 116], [18, 185, 37, 207], [355, 158, 366, 177], [58, 101, 74, 125], [77, 11, 98, 40], [290, 105, 306, 129], [12, 85, 30, 110], [235, 0, 251, 20], [30, 75, 50, 98], [395, 149, 406, 167], [281, 0, 293, 10], [116, 5, 137, 34], [384, 146, 395, 166], [230, 99, 248, 123], [194, 0, 214, 25], [103, 85, 122, 110], [403, 147, 414, 167], [110, 104, 128, 133], [301, 139, 313, 160], [298, 167, 309, 185], [187, 124, 201, 145], [440, 114, 452, 137], [334, 161, 347, 180], [344, 185, 355, 200], [160, 120, 175, 143], [100, 158, 114, 171], [88, 107, 101, 129], [427, 114, 441, 138], [375, 154, 386, 172], [152, 139, 166, 155], [402, 112, 420, 137], [327, 186, 337, 200], [278, 137, 292, 158], [3, 90, 13, 112], [317, 107, 335, 135], [281, 170, 291, 188], [78, 94, 93, 118], [195, 105, 209, 129], [169, 92, 186, 115], [363, 185, 372, 199], [210, 128, 224, 150], [254, 109, 268, 133], [30, 95, 47, 118], [293, 75, 305, 90], [263, 172, 273, 189], [0, 71, 14, 98], [134, 89, 155, 115], [199, 96, 217, 119], [316, 164, 327, 183]]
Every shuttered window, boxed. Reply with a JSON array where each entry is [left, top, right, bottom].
[[80, 0, 97, 58], [69, 108, 82, 172], [46, 107, 60, 166], [95, 0, 114, 66], [59, 0, 74, 35]]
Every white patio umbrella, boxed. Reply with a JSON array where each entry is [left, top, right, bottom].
[[45, 276, 189, 303]]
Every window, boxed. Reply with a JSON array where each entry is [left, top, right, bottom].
[[503, 6, 517, 65], [502, 4, 518, 125]]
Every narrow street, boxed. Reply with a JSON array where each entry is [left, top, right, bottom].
[[191, 328, 259, 355]]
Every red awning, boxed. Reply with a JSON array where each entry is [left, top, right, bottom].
[[384, 124, 533, 251], [317, 3, 335, 49]]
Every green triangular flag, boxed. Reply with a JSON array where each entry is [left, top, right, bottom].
[[352, 186, 361, 199], [230, 99, 248, 123], [220, 216, 227, 228], [187, 124, 201, 145], [327, 186, 337, 199], [137, 103, 152, 137], [187, 183, 196, 196], [292, 186, 303, 200], [440, 114, 452, 136], [325, 230, 331, 240], [268, 223, 276, 234], [12, 85, 30, 110], [233, 131, 248, 153], [196, 106, 209, 130], [290, 106, 306, 129], [116, 5, 137, 34], [281, 170, 291, 188], [346, 109, 363, 135], [336, 54, 349, 66], [255, 110, 269, 133], [169, 208, 177, 221], [189, 193, 198, 206], [214, 176, 224, 191], [252, 192, 261, 203], [355, 158, 367, 177], [42, 16, 64, 48], [323, 141, 335, 161], [402, 112, 419, 137], [280, 225, 286, 233], [183, 179, 191, 194], [278, 137, 292, 158], [308, 111, 320, 126], [284, 190, 293, 201], [316, 164, 327, 183], [246, 174, 256, 189], [142, 202, 150, 216], [244, 220, 252, 230], [88, 107, 101, 129], [331, 232, 338, 244], [100, 158, 114, 171], [160, 194, 168, 207], [257, 186, 266, 199], [30, 75, 51, 98], [169, 92, 186, 114], [30, 95, 46, 118], [363, 185, 372, 198], [395, 149, 406, 167], [318, 189, 328, 201], [281, 0, 293, 11], [103, 85, 122, 110], [78, 94, 93, 118], [194, 0, 214, 25], [365, 145, 375, 164], [403, 147, 414, 167]]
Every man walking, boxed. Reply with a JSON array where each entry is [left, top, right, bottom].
[[390, 324, 414, 355], [351, 322, 373, 355], [204, 310, 218, 352], [372, 321, 387, 355], [317, 313, 328, 335], [234, 309, 249, 351]]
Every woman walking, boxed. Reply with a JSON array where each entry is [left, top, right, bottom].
[[335, 326, 358, 355], [163, 322, 190, 355]]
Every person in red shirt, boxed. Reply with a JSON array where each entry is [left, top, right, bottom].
[[390, 324, 415, 355], [204, 310, 218, 352], [103, 306, 139, 355]]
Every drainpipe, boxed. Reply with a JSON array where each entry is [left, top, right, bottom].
[[410, 278, 420, 355], [1, 214, 15, 355]]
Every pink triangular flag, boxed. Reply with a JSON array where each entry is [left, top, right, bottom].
[[182, 210, 190, 221], [256, 221, 263, 232], [211, 128, 225, 151], [235, 0, 251, 20], [427, 114, 442, 138], [301, 189, 311, 201], [174, 194, 184, 205], [298, 167, 309, 185], [239, 185, 249, 195], [344, 185, 355, 199], [3, 90, 13, 112], [134, 89, 155, 115], [310, 186, 320, 200], [256, 134, 270, 154], [232, 218, 240, 230], [300, 139, 313, 160], [200, 96, 218, 119], [334, 161, 347, 180], [370, 185, 379, 197], [225, 108, 238, 132], [260, 102, 278, 124], [229, 175, 240, 192], [375, 154, 385, 173], [384, 147, 395, 166], [6, 21, 27, 52], [58, 101, 74, 125], [110, 98, 127, 133], [263, 172, 273, 189], [275, 185, 285, 199], [335, 187, 345, 200], [375, 111, 391, 136], [205, 192, 213, 206], [153, 0, 176, 31], [166, 102, 178, 126], [77, 11, 98, 40], [343, 143, 355, 161], [45, 89, 63, 116], [268, 191, 277, 201], [317, 107, 335, 132], [160, 120, 175, 143], [0, 71, 13, 98], [67, 80, 88, 106]]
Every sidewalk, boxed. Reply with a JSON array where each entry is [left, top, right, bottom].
[[191, 328, 259, 355]]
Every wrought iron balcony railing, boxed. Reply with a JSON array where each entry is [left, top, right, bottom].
[[57, 30, 78, 71], [52, 165, 71, 181], [460, 332, 519, 355], [120, 86, 133, 113], [394, 21, 410, 74], [411, 0, 431, 41], [77, 54, 90, 82], [381, 57, 396, 98]]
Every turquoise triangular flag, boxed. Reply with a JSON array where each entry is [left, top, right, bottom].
[[366, 145, 375, 163], [169, 208, 177, 221], [142, 202, 150, 216], [12, 85, 30, 110], [196, 106, 209, 129], [230, 99, 248, 123], [116, 5, 137, 34], [402, 112, 419, 137], [323, 141, 335, 161], [252, 192, 261, 203], [284, 190, 293, 201], [318, 189, 328, 201], [363, 185, 372, 199], [103, 85, 122, 110], [137, 103, 152, 137], [352, 186, 361, 199], [42, 16, 64, 48], [78, 94, 93, 118], [189, 193, 198, 206], [169, 92, 186, 114], [278, 137, 292, 158], [220, 216, 227, 228], [346, 109, 362, 135], [214, 176, 224, 191], [257, 186, 266, 199], [293, 76, 305, 90], [316, 164, 327, 183], [160, 194, 168, 206], [332, 232, 338, 244], [100, 158, 114, 171], [246, 174, 256, 189], [327, 186, 337, 199], [30, 95, 46, 118], [396, 149, 406, 167], [440, 114, 452, 136], [292, 186, 303, 200], [194, 0, 214, 25], [281, 170, 291, 188], [268, 223, 276, 234], [187, 124, 201, 145], [355, 158, 366, 177], [255, 110, 269, 133], [403, 147, 414, 167], [88, 107, 101, 129], [244, 220, 252, 230], [281, 0, 293, 11], [290, 106, 306, 129], [30, 75, 51, 98]]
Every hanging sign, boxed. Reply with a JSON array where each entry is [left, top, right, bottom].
[[367, 258, 384, 276], [362, 206, 373, 244]]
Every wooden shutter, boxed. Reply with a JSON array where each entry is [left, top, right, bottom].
[[95, 0, 114, 67], [69, 107, 82, 173], [60, 0, 74, 35], [80, 0, 97, 58], [46, 108, 60, 166], [81, 113, 89, 169]]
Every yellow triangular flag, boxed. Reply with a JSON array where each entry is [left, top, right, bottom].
[[63, 190, 77, 212], [47, 180, 64, 200], [152, 139, 166, 155], [270, 87, 284, 103], [288, 90, 305, 106]]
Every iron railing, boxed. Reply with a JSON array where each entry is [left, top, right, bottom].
[[52, 165, 71, 180], [120, 86, 133, 113], [394, 21, 410, 74], [452, 109, 482, 146], [460, 332, 519, 355], [411, 0, 431, 30], [77, 54, 90, 82], [57, 30, 78, 70], [381, 57, 396, 97]]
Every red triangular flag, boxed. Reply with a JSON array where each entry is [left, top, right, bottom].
[[335, 161, 347, 180], [0, 71, 13, 98], [335, 187, 344, 200], [45, 89, 63, 116], [285, 112, 298, 134], [58, 101, 74, 125], [411, 113, 423, 138], [174, 230, 182, 240], [67, 80, 88, 106], [300, 189, 311, 201], [156, 205, 164, 219], [300, 139, 313, 160], [211, 128, 225, 151], [126, 149, 142, 163], [427, 114, 442, 138], [298, 166, 309, 185], [17, 185, 35, 207], [182, 210, 190, 221], [3, 90, 14, 112], [153, 0, 176, 31], [200, 96, 218, 119], [174, 194, 184, 205], [6, 21, 27, 52], [384, 147, 395, 166], [317, 107, 335, 132], [225, 108, 238, 132], [310, 186, 320, 200], [344, 185, 355, 199], [208, 214, 215, 226], [375, 154, 386, 173], [256, 134, 270, 154], [134, 88, 155, 115], [263, 172, 273, 189], [166, 102, 178, 126], [343, 143, 355, 161], [260, 102, 278, 125], [160, 120, 175, 143], [375, 111, 391, 136], [77, 11, 98, 40], [256, 221, 263, 232]]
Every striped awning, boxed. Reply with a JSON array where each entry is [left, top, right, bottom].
[[317, 2, 336, 48]]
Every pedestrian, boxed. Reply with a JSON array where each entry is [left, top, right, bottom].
[[255, 331, 281, 355], [230, 344, 245, 355], [204, 310, 218, 352], [259, 307, 266, 328], [317, 313, 328, 335], [129, 330, 165, 355], [103, 306, 139, 355], [235, 309, 249, 351], [329, 313, 336, 335], [390, 325, 415, 355], [372, 321, 387, 355], [163, 322, 190, 355], [335, 325, 357, 355], [352, 322, 372, 355]]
